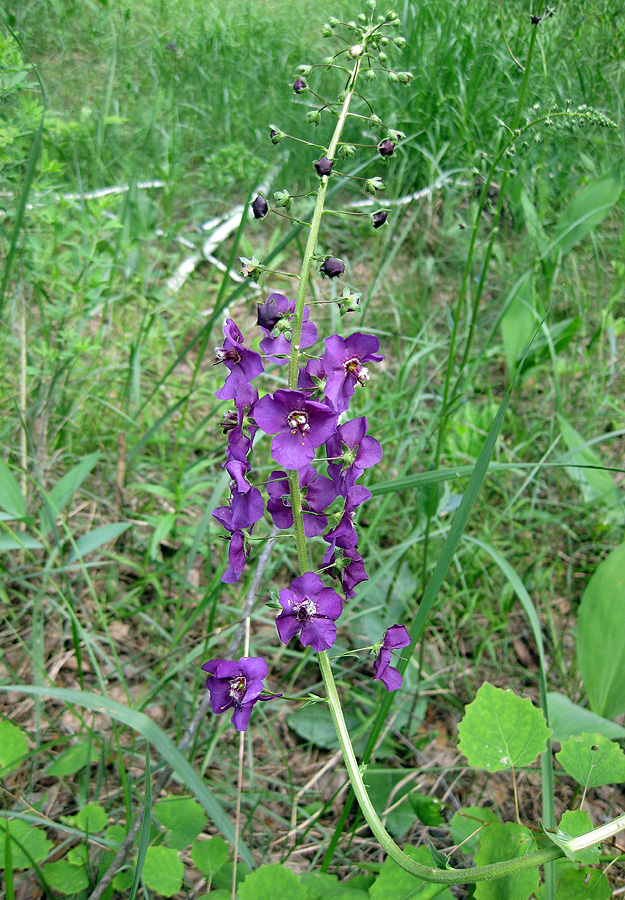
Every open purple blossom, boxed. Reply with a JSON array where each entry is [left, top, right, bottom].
[[267, 465, 338, 537], [323, 544, 369, 598], [326, 417, 383, 493], [315, 156, 333, 177], [214, 319, 264, 401], [201, 657, 280, 731], [212, 505, 252, 583], [254, 389, 338, 469], [297, 357, 327, 401], [324, 484, 372, 549], [221, 383, 258, 461], [276, 572, 343, 651], [322, 333, 384, 413], [258, 293, 318, 366], [372, 625, 411, 692]]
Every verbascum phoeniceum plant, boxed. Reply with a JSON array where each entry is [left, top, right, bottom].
[[201, 3, 625, 892]]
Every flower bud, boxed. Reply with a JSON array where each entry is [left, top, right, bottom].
[[378, 51, 388, 64], [273, 189, 292, 211], [314, 156, 334, 177], [338, 287, 362, 315], [394, 36, 406, 49], [367, 0, 376, 9], [377, 15, 386, 23], [338, 144, 355, 159], [397, 70, 413, 84], [369, 113, 383, 128], [297, 65, 312, 76], [372, 209, 388, 228], [388, 71, 399, 84], [322, 56, 334, 66], [365, 69, 377, 82], [378, 139, 395, 157], [306, 110, 321, 125], [365, 176, 385, 194], [347, 20, 357, 29], [328, 16, 340, 26], [338, 90, 348, 102], [385, 9, 398, 20], [256, 303, 282, 331], [293, 77, 307, 93], [379, 36, 389, 46], [358, 13, 367, 23], [322, 23, 333, 36], [349, 44, 364, 58], [269, 124, 286, 144], [388, 128, 405, 141], [320, 257, 345, 278], [251, 195, 268, 219]]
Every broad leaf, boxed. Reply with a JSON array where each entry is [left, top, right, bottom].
[[0, 820, 53, 869], [238, 863, 309, 900], [547, 810, 599, 866], [410, 793, 444, 827], [547, 692, 625, 742], [449, 806, 500, 855], [577, 541, 625, 717], [556, 732, 625, 789], [67, 522, 132, 563], [474, 823, 538, 900], [47, 740, 94, 776], [155, 796, 206, 850], [75, 803, 108, 833], [143, 846, 184, 897], [555, 867, 610, 900], [0, 720, 28, 775], [0, 462, 26, 519], [557, 416, 622, 513], [44, 860, 89, 894], [191, 836, 229, 878], [457, 682, 551, 771], [368, 845, 454, 900]]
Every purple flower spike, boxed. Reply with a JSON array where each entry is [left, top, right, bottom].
[[214, 319, 264, 401], [326, 416, 383, 492], [276, 572, 343, 651], [322, 333, 384, 413], [323, 544, 369, 597], [201, 656, 280, 731], [267, 466, 338, 537], [258, 293, 318, 366], [254, 389, 338, 469], [372, 625, 411, 692]]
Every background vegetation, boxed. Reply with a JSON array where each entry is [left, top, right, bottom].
[[1, 0, 624, 897]]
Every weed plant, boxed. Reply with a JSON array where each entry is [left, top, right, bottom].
[[1, 1, 625, 899]]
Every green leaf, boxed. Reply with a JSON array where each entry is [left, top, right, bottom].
[[155, 797, 206, 850], [547, 810, 600, 865], [66, 522, 132, 563], [542, 167, 623, 259], [449, 806, 500, 855], [0, 534, 43, 551], [142, 846, 184, 897], [75, 803, 108, 833], [0, 720, 28, 775], [555, 867, 610, 900], [501, 274, 537, 373], [365, 769, 418, 839], [368, 845, 454, 900], [303, 871, 369, 899], [288, 703, 361, 751], [0, 820, 53, 869], [191, 836, 229, 877], [556, 732, 625, 789], [577, 541, 625, 717], [547, 692, 625, 742], [409, 793, 444, 827], [474, 823, 538, 900], [47, 740, 94, 776], [47, 452, 100, 514], [557, 416, 622, 512], [238, 863, 309, 900], [457, 683, 552, 771], [44, 860, 89, 894], [0, 685, 254, 868], [0, 462, 26, 519]]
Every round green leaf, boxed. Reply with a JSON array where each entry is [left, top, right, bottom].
[[191, 835, 229, 877], [75, 802, 108, 833], [474, 822, 538, 900], [44, 860, 89, 894], [556, 732, 625, 789], [548, 810, 600, 865], [368, 845, 454, 900], [0, 820, 53, 869], [143, 846, 184, 897], [458, 682, 552, 771], [155, 796, 205, 850], [556, 867, 611, 900], [449, 806, 500, 855], [0, 720, 28, 775], [238, 863, 309, 900], [577, 541, 625, 718], [409, 793, 444, 827]]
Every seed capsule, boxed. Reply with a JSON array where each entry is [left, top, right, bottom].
[[251, 195, 268, 219]]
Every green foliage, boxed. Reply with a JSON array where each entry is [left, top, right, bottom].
[[449, 806, 500, 856], [556, 733, 625, 790], [0, 819, 53, 869], [474, 823, 539, 900], [409, 793, 444, 827], [0, 721, 28, 775], [547, 693, 625, 742], [458, 683, 552, 771], [368, 846, 454, 900], [555, 867, 611, 900], [191, 836, 229, 878], [577, 542, 625, 718], [155, 796, 206, 849], [142, 846, 184, 897], [238, 863, 310, 900], [46, 739, 95, 776], [44, 859, 90, 894], [550, 810, 600, 866]]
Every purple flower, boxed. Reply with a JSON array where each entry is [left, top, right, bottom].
[[254, 389, 338, 469], [315, 156, 333, 177], [326, 417, 383, 492], [214, 319, 264, 401], [324, 484, 372, 549], [267, 466, 338, 537], [212, 505, 251, 583], [322, 544, 369, 598], [251, 195, 269, 219], [276, 572, 343, 651], [378, 139, 395, 157], [372, 209, 388, 228], [322, 333, 384, 413], [293, 77, 307, 93], [372, 625, 411, 692], [258, 293, 317, 365], [320, 257, 345, 279], [222, 383, 258, 460], [201, 657, 280, 731], [297, 358, 326, 400]]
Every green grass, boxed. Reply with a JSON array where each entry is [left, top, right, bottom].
[[1, 0, 625, 895]]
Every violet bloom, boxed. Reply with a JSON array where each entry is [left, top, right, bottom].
[[323, 544, 369, 598], [276, 572, 343, 651], [372, 625, 411, 692], [212, 505, 251, 583], [258, 293, 317, 365], [201, 657, 279, 731], [297, 358, 326, 401], [221, 383, 258, 461], [320, 257, 344, 279], [323, 484, 372, 549], [214, 319, 264, 401], [267, 466, 338, 537], [251, 195, 268, 219], [254, 389, 338, 470], [378, 139, 395, 157], [322, 333, 384, 413], [326, 416, 383, 493], [315, 156, 333, 177]]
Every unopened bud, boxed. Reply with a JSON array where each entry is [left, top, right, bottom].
[[322, 23, 333, 36], [378, 139, 395, 157], [320, 257, 345, 278], [338, 144, 355, 159], [378, 51, 388, 64], [251, 195, 268, 219], [350, 44, 364, 58], [256, 302, 283, 331], [328, 16, 340, 26], [297, 65, 312, 76], [385, 9, 398, 20], [388, 71, 399, 84], [397, 70, 413, 84], [372, 209, 389, 228], [367, 0, 376, 9], [347, 20, 357, 29], [379, 36, 389, 46], [394, 36, 406, 49], [306, 110, 321, 125], [293, 77, 307, 93], [269, 124, 286, 144], [314, 156, 334, 177], [322, 56, 334, 66], [358, 13, 367, 24], [338, 90, 348, 102], [273, 189, 293, 211], [377, 15, 386, 23], [365, 176, 385, 194], [369, 113, 383, 128], [365, 69, 377, 82]]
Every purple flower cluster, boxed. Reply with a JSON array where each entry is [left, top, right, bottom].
[[204, 289, 411, 729]]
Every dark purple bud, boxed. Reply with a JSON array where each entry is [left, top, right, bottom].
[[372, 209, 388, 228], [531, 14, 540, 24], [256, 302, 283, 332], [378, 139, 395, 157], [293, 77, 307, 93], [251, 195, 268, 219], [320, 257, 344, 278], [314, 156, 334, 177]]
